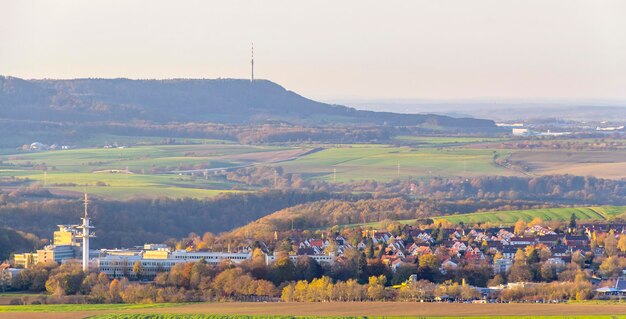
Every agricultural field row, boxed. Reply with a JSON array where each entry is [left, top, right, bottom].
[[392, 135, 511, 145], [0, 142, 519, 198], [335, 206, 626, 229], [3, 135, 626, 199], [0, 143, 303, 199], [280, 146, 516, 182], [438, 206, 626, 225], [1, 301, 625, 319], [86, 315, 626, 319]]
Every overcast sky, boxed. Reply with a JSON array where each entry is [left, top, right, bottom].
[[2, 0, 626, 101]]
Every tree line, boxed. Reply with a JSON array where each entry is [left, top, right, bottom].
[[218, 167, 626, 205], [7, 248, 615, 304], [0, 190, 363, 250]]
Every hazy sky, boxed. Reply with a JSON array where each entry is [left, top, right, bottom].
[[2, 0, 626, 101]]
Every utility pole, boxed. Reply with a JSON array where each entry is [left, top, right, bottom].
[[333, 168, 337, 183], [397, 161, 401, 177], [274, 169, 278, 188]]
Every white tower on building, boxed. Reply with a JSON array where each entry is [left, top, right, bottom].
[[77, 193, 95, 272]]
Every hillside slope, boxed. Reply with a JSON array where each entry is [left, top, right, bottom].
[[0, 76, 496, 130], [0, 227, 41, 260]]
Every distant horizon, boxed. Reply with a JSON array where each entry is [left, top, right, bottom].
[[3, 1, 626, 101], [5, 74, 626, 109]]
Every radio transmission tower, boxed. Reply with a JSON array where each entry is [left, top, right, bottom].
[[250, 42, 254, 82]]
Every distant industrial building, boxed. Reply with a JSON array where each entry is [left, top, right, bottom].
[[511, 128, 529, 136], [13, 224, 83, 268], [11, 193, 336, 279], [265, 252, 335, 265], [96, 249, 252, 278]]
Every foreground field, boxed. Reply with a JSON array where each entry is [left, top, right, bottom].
[[88, 315, 626, 319], [1, 302, 625, 319]]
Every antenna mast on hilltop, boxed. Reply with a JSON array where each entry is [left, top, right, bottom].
[[251, 42, 254, 82], [78, 193, 95, 272]]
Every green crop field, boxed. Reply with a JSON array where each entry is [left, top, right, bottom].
[[0, 170, 242, 199], [1, 144, 286, 173], [0, 142, 526, 198], [279, 146, 518, 182], [334, 206, 626, 229], [393, 135, 510, 145], [0, 143, 298, 199], [3, 135, 625, 198], [75, 134, 234, 148], [0, 303, 184, 312], [1, 302, 625, 319], [439, 206, 626, 225], [86, 316, 626, 319]]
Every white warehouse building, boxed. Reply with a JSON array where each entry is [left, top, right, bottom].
[[95, 249, 252, 278]]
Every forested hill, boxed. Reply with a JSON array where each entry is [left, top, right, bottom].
[[0, 76, 496, 130]]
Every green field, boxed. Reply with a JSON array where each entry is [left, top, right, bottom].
[[0, 143, 296, 199], [280, 145, 517, 182], [0, 303, 184, 312], [3, 134, 624, 198], [0, 170, 242, 199], [1, 144, 285, 173], [0, 141, 525, 198], [439, 206, 626, 225], [393, 135, 509, 145], [1, 302, 624, 318], [74, 134, 234, 148], [335, 206, 626, 229], [86, 316, 626, 319]]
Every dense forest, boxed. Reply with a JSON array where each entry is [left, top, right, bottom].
[[0, 76, 497, 129], [1, 173, 625, 253], [0, 119, 499, 148], [0, 227, 42, 260], [222, 197, 571, 243], [223, 168, 626, 205], [0, 190, 363, 250]]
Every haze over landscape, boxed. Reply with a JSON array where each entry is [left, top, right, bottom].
[[2, 1, 626, 319], [3, 0, 626, 102]]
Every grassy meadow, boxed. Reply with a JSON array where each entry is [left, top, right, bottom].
[[393, 135, 510, 145], [279, 145, 517, 182], [0, 143, 298, 199], [0, 303, 185, 313], [1, 302, 625, 319], [3, 134, 626, 198], [438, 206, 626, 225], [86, 316, 626, 319], [0, 136, 523, 198], [0, 302, 626, 319], [333, 206, 626, 229]]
